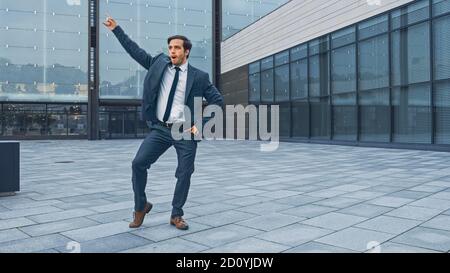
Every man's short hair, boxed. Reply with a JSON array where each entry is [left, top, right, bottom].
[[167, 35, 192, 58]]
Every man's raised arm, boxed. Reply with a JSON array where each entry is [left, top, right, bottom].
[[103, 15, 154, 70]]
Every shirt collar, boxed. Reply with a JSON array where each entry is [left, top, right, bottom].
[[171, 61, 188, 72]]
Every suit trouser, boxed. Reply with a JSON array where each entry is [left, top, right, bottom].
[[131, 125, 197, 217]]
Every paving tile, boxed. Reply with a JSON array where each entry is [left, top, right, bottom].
[[56, 233, 152, 253], [86, 209, 134, 224], [284, 242, 357, 253], [223, 196, 271, 207], [366, 196, 415, 208], [0, 218, 36, 230], [280, 204, 337, 219], [10, 139, 450, 253], [191, 210, 257, 227], [255, 224, 333, 247], [378, 242, 440, 253], [421, 215, 450, 232], [236, 213, 304, 231], [131, 221, 212, 242], [28, 208, 96, 224], [429, 192, 450, 201], [203, 238, 290, 253], [91, 201, 135, 213], [257, 190, 302, 199], [339, 204, 393, 218], [187, 203, 240, 216], [20, 217, 99, 237], [274, 195, 323, 206], [385, 206, 443, 221], [123, 238, 209, 253], [408, 198, 450, 210], [236, 202, 294, 216], [339, 191, 387, 200], [315, 227, 394, 252], [356, 216, 421, 235], [391, 227, 450, 252], [387, 191, 432, 200], [182, 224, 263, 247], [305, 190, 347, 198], [312, 197, 362, 209], [61, 221, 131, 242], [0, 229, 30, 244], [0, 206, 63, 220], [225, 189, 267, 197], [302, 212, 367, 231], [0, 234, 72, 253]]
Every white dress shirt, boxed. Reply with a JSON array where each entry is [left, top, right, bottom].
[[156, 61, 188, 123]]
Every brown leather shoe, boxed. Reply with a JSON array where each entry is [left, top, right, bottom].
[[129, 202, 152, 228], [170, 216, 189, 230]]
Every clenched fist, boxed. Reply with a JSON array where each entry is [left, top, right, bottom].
[[103, 14, 117, 31]]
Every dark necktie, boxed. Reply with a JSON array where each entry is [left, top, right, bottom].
[[163, 66, 181, 123]]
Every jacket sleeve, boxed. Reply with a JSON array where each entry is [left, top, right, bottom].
[[202, 73, 224, 108], [200, 73, 224, 129], [112, 26, 154, 70]]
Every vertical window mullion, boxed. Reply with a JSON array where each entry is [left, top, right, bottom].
[[430, 0, 435, 144]]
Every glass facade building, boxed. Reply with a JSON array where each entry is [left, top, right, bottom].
[[0, 0, 89, 138], [0, 0, 213, 138], [99, 0, 213, 99], [221, 0, 289, 40], [248, 0, 450, 147]]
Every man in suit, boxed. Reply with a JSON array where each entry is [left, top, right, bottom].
[[104, 15, 224, 230]]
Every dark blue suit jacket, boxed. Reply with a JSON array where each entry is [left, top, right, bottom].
[[112, 26, 224, 128]]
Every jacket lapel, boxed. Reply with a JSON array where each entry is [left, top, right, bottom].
[[185, 65, 196, 104], [157, 58, 171, 84], [151, 58, 171, 101]]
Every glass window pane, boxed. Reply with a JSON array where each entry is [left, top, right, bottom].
[[310, 97, 330, 139], [69, 104, 86, 136], [275, 64, 289, 102], [392, 83, 431, 144], [279, 103, 291, 137], [0, 0, 88, 102], [292, 100, 309, 138], [391, 0, 430, 29], [222, 0, 289, 40], [309, 36, 329, 56], [261, 56, 274, 70], [275, 50, 289, 66], [359, 88, 390, 142], [331, 44, 356, 94], [309, 53, 329, 97], [332, 92, 356, 141], [99, 0, 213, 99], [359, 34, 389, 90], [358, 14, 388, 40], [47, 104, 68, 136], [249, 72, 260, 102], [331, 26, 355, 48], [392, 22, 430, 86], [432, 0, 450, 17], [433, 15, 450, 80], [290, 59, 308, 100], [249, 61, 260, 74], [434, 80, 450, 144], [0, 103, 3, 136], [290, 44, 307, 61], [2, 104, 46, 136], [261, 69, 274, 102]]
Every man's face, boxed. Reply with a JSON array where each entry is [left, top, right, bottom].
[[168, 39, 188, 66]]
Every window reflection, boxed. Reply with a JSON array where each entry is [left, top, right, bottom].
[[0, 0, 88, 102], [99, 0, 212, 99], [222, 0, 289, 40]]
